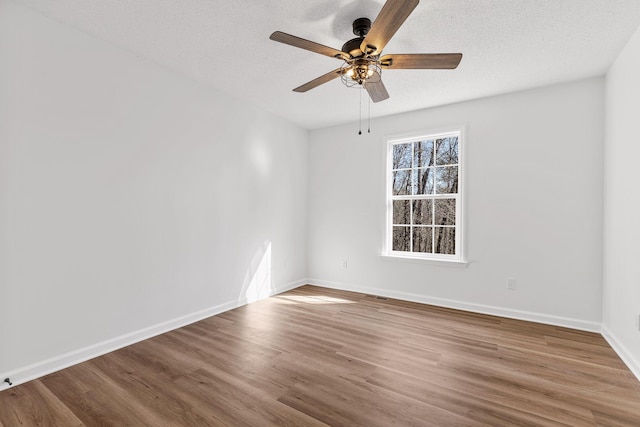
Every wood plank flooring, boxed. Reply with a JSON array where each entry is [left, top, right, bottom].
[[1, 285, 639, 426]]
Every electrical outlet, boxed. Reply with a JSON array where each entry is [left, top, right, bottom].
[[507, 277, 517, 290], [341, 260, 348, 269]]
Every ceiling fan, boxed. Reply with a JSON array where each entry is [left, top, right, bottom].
[[269, 0, 462, 103]]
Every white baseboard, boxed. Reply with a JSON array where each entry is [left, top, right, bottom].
[[307, 278, 602, 333], [0, 279, 307, 390], [601, 326, 640, 383]]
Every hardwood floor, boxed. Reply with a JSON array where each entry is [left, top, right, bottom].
[[1, 285, 639, 426]]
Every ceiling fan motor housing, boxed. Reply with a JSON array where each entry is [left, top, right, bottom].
[[342, 18, 372, 58], [342, 37, 365, 58]]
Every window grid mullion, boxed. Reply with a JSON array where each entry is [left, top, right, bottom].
[[391, 194, 459, 200], [409, 142, 415, 251]]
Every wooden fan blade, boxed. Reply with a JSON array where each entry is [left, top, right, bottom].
[[379, 53, 463, 69], [293, 68, 344, 92], [364, 74, 390, 103], [360, 0, 419, 56], [270, 31, 348, 60]]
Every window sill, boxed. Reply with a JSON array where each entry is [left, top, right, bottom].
[[380, 254, 468, 268]]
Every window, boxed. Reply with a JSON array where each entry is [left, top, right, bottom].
[[386, 130, 462, 261]]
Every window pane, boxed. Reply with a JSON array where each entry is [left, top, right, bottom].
[[412, 199, 433, 225], [434, 199, 456, 225], [393, 226, 411, 251], [392, 143, 412, 169], [412, 227, 433, 253], [435, 166, 458, 194], [436, 137, 459, 165], [434, 227, 455, 255], [413, 168, 434, 195], [393, 200, 411, 225], [392, 170, 412, 195], [413, 140, 434, 168]]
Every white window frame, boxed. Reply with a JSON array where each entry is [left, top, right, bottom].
[[384, 129, 464, 263]]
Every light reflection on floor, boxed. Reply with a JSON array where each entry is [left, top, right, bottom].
[[274, 294, 356, 305]]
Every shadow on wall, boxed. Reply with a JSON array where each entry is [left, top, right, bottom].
[[238, 241, 274, 305]]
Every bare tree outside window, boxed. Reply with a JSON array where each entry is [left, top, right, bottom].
[[388, 132, 461, 259]]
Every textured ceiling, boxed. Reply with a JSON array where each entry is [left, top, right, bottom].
[[13, 0, 640, 129]]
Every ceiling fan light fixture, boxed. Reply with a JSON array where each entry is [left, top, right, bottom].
[[340, 61, 381, 87]]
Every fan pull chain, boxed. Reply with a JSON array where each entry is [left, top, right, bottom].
[[358, 85, 362, 135], [368, 94, 371, 134]]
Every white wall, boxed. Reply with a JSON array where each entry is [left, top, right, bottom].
[[308, 78, 604, 330], [0, 0, 308, 381], [603, 25, 640, 378]]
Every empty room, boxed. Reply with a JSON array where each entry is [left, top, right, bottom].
[[2, 0, 640, 425]]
